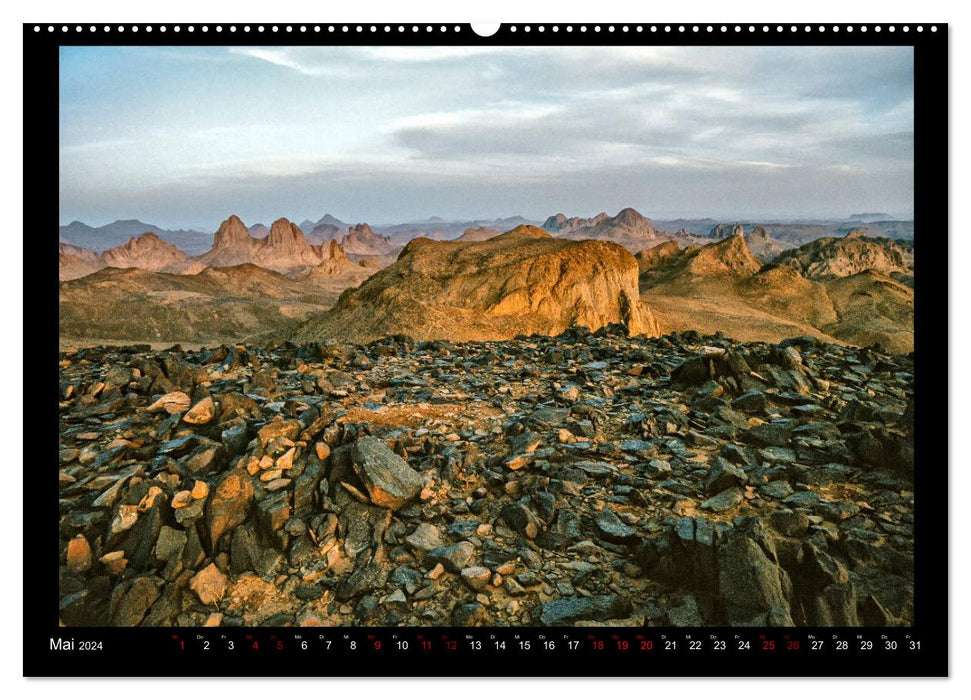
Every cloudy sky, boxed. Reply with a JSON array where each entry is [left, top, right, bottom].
[[59, 45, 913, 230]]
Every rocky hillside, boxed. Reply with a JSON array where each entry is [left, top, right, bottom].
[[638, 235, 914, 353], [546, 208, 712, 253], [708, 222, 745, 239], [193, 216, 326, 275], [380, 216, 536, 245], [296, 241, 376, 300], [635, 241, 681, 272], [744, 226, 795, 262], [707, 223, 794, 262], [60, 243, 105, 281], [193, 215, 259, 269], [100, 233, 190, 271], [58, 265, 341, 347], [543, 211, 611, 236], [545, 208, 662, 252], [299, 214, 349, 236], [774, 231, 910, 281], [341, 224, 401, 258], [456, 227, 502, 242], [60, 234, 195, 280], [56, 328, 914, 627], [292, 226, 658, 343], [257, 219, 326, 270], [307, 223, 344, 245], [639, 234, 762, 288]]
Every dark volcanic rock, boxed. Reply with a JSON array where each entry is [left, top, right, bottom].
[[424, 542, 475, 573], [351, 437, 423, 510], [56, 330, 914, 628], [536, 595, 633, 625], [594, 506, 638, 544], [336, 561, 389, 601], [717, 528, 794, 626]]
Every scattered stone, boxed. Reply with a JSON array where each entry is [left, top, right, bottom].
[[717, 528, 793, 626], [55, 332, 914, 628], [155, 526, 187, 561], [667, 595, 705, 626], [500, 502, 543, 539], [460, 566, 492, 591], [183, 396, 216, 425], [110, 505, 139, 534], [536, 595, 632, 626], [336, 562, 388, 602], [732, 391, 768, 413], [595, 506, 638, 544], [704, 460, 748, 495], [452, 602, 491, 626], [66, 534, 93, 573], [206, 468, 255, 548], [351, 437, 423, 510], [424, 542, 475, 573], [110, 577, 161, 626], [701, 487, 744, 513], [189, 563, 227, 605], [770, 508, 810, 537], [146, 391, 191, 415], [760, 480, 795, 500], [404, 523, 444, 552]]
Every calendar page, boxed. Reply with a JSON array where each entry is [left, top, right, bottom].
[[27, 20, 947, 677]]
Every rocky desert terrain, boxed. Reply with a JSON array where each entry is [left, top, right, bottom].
[[59, 210, 915, 356], [58, 328, 913, 628], [56, 206, 917, 629], [638, 232, 914, 354], [58, 209, 915, 355]]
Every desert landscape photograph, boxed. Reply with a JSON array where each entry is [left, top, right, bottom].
[[57, 45, 916, 629]]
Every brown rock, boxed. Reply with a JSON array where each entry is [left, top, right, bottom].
[[315, 442, 331, 460], [291, 226, 658, 343], [206, 468, 255, 548], [101, 232, 189, 271], [171, 490, 193, 509], [258, 417, 301, 447], [190, 562, 228, 605], [66, 534, 93, 573], [146, 391, 191, 414], [99, 550, 128, 575], [110, 576, 161, 626], [183, 396, 216, 425]]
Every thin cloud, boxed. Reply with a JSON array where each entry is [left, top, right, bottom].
[[59, 45, 915, 227], [228, 47, 358, 77]]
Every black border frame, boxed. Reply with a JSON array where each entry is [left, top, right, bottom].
[[27, 22, 949, 677]]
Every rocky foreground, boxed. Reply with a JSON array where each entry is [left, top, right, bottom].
[[58, 327, 914, 627]]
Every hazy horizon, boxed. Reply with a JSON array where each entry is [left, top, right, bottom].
[[58, 208, 914, 236], [60, 45, 914, 231]]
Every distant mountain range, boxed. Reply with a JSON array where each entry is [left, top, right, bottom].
[[543, 207, 710, 251], [59, 219, 213, 255], [374, 216, 538, 245], [59, 208, 916, 353], [60, 210, 914, 263], [58, 215, 391, 281]]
